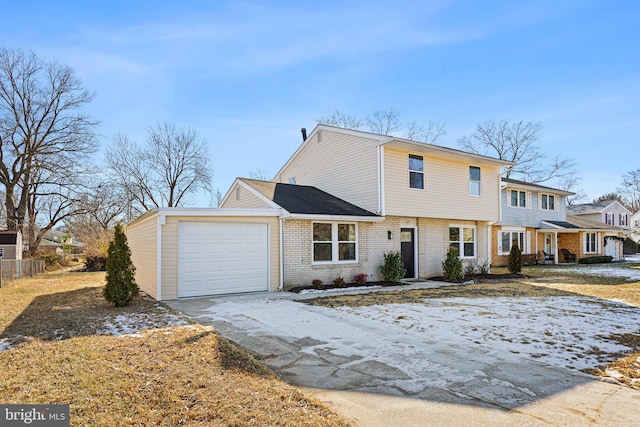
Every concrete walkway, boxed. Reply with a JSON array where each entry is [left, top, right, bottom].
[[167, 285, 640, 426]]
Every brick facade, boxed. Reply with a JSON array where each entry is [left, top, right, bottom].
[[282, 216, 491, 289]]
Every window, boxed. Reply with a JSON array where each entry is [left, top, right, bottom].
[[289, 177, 296, 185], [605, 213, 613, 225], [509, 190, 526, 208], [541, 194, 556, 210], [620, 214, 628, 226], [499, 231, 527, 255], [469, 166, 481, 196], [449, 226, 476, 258], [584, 232, 597, 254], [313, 222, 357, 263], [409, 154, 424, 189], [0, 248, 4, 258]]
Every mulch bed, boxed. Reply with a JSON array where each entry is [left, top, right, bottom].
[[288, 281, 402, 293]]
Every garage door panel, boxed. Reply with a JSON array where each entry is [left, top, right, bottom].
[[178, 222, 269, 297]]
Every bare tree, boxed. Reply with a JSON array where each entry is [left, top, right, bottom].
[[458, 119, 575, 183], [558, 175, 587, 206], [0, 47, 98, 232], [106, 122, 213, 215], [317, 110, 364, 130], [366, 108, 401, 135], [317, 108, 446, 144], [248, 167, 269, 180], [406, 120, 447, 144], [618, 169, 640, 213]]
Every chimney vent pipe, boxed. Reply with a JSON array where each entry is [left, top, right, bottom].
[[301, 128, 307, 141]]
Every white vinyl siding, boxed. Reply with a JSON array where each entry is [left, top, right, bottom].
[[126, 215, 159, 299], [221, 184, 273, 209], [276, 129, 380, 213], [384, 148, 501, 221]]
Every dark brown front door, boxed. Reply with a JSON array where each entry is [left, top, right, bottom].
[[401, 228, 415, 278]]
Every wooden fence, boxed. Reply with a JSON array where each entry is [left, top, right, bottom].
[[0, 259, 46, 286]]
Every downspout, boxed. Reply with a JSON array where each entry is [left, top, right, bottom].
[[487, 224, 492, 274], [380, 145, 386, 216], [377, 145, 382, 214], [278, 217, 284, 290]]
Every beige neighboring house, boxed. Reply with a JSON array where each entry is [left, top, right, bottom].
[[127, 124, 512, 300], [0, 230, 23, 260]]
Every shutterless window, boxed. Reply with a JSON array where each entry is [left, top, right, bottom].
[[313, 223, 357, 263], [449, 226, 476, 258], [500, 231, 525, 255], [0, 248, 4, 258], [409, 154, 424, 189], [469, 166, 481, 196]]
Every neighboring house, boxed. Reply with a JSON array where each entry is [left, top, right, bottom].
[[127, 124, 512, 300], [493, 178, 574, 266], [632, 211, 640, 244], [568, 200, 633, 231], [39, 229, 79, 254], [0, 230, 23, 260], [493, 182, 627, 265]]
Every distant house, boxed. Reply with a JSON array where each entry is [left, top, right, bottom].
[[631, 211, 640, 244], [494, 179, 627, 265], [568, 200, 633, 231], [0, 231, 23, 260]]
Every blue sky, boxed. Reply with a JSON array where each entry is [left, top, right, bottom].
[[1, 1, 638, 205]]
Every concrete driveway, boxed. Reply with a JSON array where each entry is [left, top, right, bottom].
[[167, 284, 640, 426]]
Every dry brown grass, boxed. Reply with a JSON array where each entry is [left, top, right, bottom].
[[0, 271, 351, 426]]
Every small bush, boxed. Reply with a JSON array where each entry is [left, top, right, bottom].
[[579, 255, 613, 264], [39, 253, 63, 269], [624, 238, 639, 255], [380, 251, 406, 283], [311, 279, 324, 289], [442, 248, 463, 281], [508, 242, 522, 274], [353, 273, 368, 286], [85, 255, 107, 271], [478, 262, 489, 275], [464, 263, 476, 276], [333, 277, 346, 287]]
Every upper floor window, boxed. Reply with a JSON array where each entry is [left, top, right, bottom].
[[584, 232, 597, 254], [313, 222, 357, 263], [541, 194, 555, 210], [449, 226, 476, 258], [469, 166, 481, 196], [409, 154, 424, 189], [620, 214, 628, 226], [510, 190, 526, 208], [605, 213, 614, 225]]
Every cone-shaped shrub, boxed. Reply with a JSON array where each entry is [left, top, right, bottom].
[[442, 247, 463, 281], [104, 223, 139, 307], [508, 241, 522, 274]]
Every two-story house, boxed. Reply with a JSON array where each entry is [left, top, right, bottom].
[[126, 125, 512, 300], [223, 125, 512, 288], [632, 211, 640, 244], [568, 200, 632, 231], [494, 181, 627, 265]]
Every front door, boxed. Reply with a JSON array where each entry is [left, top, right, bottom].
[[401, 228, 415, 278]]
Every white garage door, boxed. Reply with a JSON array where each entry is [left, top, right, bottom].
[[178, 222, 269, 297]]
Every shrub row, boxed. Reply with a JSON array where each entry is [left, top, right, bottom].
[[578, 255, 613, 264]]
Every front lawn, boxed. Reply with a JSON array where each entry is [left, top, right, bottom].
[[0, 271, 351, 426], [308, 264, 640, 390]]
